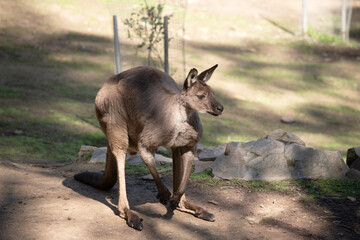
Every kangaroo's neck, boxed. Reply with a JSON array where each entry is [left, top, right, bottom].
[[177, 92, 195, 121]]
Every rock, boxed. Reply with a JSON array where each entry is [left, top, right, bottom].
[[208, 200, 219, 205], [265, 129, 305, 146], [346, 168, 360, 180], [347, 196, 356, 202], [245, 216, 262, 224], [212, 139, 291, 180], [196, 144, 206, 154], [349, 159, 360, 171], [78, 145, 96, 153], [156, 146, 171, 157], [141, 168, 171, 180], [142, 173, 162, 180], [346, 147, 360, 167], [280, 116, 295, 124], [77, 145, 96, 161], [89, 147, 107, 163], [211, 131, 349, 180], [155, 153, 172, 165], [127, 153, 172, 165], [197, 143, 227, 161], [14, 130, 24, 135], [85, 147, 172, 165], [194, 160, 212, 174], [285, 144, 348, 179], [126, 155, 143, 164]]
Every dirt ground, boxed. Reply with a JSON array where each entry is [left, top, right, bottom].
[[0, 161, 359, 240]]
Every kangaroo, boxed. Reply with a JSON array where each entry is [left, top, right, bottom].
[[74, 64, 223, 230]]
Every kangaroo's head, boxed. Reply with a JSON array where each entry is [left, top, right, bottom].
[[182, 64, 224, 116]]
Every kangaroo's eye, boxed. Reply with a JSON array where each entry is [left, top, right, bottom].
[[197, 95, 205, 100]]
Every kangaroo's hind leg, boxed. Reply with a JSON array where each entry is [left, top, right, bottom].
[[107, 124, 143, 231]]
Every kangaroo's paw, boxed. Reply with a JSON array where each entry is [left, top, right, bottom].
[[195, 209, 215, 222], [124, 208, 143, 231]]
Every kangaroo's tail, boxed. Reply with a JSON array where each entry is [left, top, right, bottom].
[[74, 146, 117, 191]]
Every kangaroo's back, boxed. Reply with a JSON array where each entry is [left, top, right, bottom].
[[95, 66, 180, 138]]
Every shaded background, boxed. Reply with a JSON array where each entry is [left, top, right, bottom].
[[0, 0, 360, 163]]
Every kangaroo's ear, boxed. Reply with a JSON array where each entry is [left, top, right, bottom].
[[197, 64, 218, 82], [183, 68, 198, 89]]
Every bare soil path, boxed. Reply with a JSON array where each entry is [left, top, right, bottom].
[[0, 161, 359, 240]]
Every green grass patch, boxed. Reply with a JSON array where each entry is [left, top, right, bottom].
[[231, 178, 360, 199], [0, 86, 26, 100], [190, 169, 360, 199], [190, 169, 222, 188], [125, 162, 149, 174], [125, 161, 172, 175], [307, 26, 342, 44], [295, 179, 360, 199]]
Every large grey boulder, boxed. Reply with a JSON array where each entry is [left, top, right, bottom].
[[212, 132, 349, 180], [346, 168, 360, 180], [89, 147, 107, 163], [197, 143, 226, 161]]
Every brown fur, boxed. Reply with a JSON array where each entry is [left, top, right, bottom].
[[74, 65, 223, 230]]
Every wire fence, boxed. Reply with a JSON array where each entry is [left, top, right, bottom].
[[257, 0, 358, 41], [105, 0, 187, 80], [104, 0, 359, 78]]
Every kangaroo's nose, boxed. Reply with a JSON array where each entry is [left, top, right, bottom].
[[216, 105, 224, 112]]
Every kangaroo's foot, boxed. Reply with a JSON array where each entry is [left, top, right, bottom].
[[193, 207, 215, 222], [119, 208, 143, 231], [177, 195, 215, 222], [156, 187, 171, 205]]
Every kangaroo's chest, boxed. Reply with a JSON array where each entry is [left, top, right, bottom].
[[166, 122, 200, 148]]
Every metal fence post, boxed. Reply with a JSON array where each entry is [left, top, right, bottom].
[[164, 16, 169, 74], [302, 0, 308, 37], [113, 15, 121, 74], [341, 0, 347, 41]]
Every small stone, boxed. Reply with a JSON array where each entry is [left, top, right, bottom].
[[245, 216, 262, 224], [347, 196, 356, 202], [280, 116, 295, 124], [260, 204, 265, 208], [208, 200, 219, 205], [14, 130, 24, 135]]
